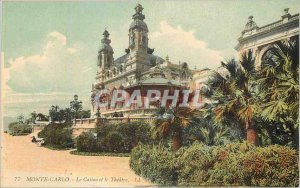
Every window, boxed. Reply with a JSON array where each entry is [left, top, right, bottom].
[[261, 49, 275, 68]]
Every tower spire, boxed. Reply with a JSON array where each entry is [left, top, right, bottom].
[[98, 29, 113, 69], [132, 3, 145, 21], [128, 4, 149, 51], [103, 28, 110, 39]]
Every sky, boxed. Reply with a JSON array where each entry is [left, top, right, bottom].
[[1, 0, 299, 125]]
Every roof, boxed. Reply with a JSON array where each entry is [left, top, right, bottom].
[[141, 77, 181, 86], [130, 19, 148, 32], [114, 54, 130, 66], [100, 43, 113, 53]]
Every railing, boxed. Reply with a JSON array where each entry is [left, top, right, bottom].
[[257, 20, 283, 33], [101, 107, 158, 115], [242, 14, 299, 38], [289, 14, 299, 22], [73, 118, 97, 125], [105, 116, 157, 123], [71, 115, 157, 128]]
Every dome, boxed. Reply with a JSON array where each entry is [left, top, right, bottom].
[[129, 19, 148, 32], [100, 43, 113, 53]]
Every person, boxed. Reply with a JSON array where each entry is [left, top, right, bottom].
[[40, 139, 45, 146], [31, 136, 37, 143]]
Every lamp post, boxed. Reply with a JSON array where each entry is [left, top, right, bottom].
[[168, 80, 173, 108], [96, 107, 101, 118], [138, 81, 144, 114], [70, 94, 82, 125]]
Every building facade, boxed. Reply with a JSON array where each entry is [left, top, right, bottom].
[[91, 4, 192, 119], [72, 6, 299, 137], [236, 8, 299, 68]]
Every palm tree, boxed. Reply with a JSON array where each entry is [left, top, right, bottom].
[[63, 108, 74, 124], [206, 51, 259, 145], [154, 107, 197, 151], [186, 106, 236, 146], [259, 37, 299, 148]]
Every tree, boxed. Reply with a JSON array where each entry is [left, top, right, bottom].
[[36, 113, 49, 121], [206, 51, 260, 145], [154, 107, 197, 151], [38, 123, 73, 148], [30, 111, 37, 123], [206, 37, 299, 148], [70, 94, 82, 120], [258, 37, 299, 148], [78, 110, 91, 119], [17, 114, 24, 123], [183, 104, 242, 146], [49, 105, 59, 122], [63, 108, 74, 124]]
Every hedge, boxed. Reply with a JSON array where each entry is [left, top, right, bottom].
[[38, 123, 74, 149], [70, 150, 130, 157], [76, 121, 153, 153], [8, 122, 32, 135], [130, 143, 180, 186], [130, 142, 299, 186]]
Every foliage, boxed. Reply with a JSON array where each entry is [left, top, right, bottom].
[[36, 113, 49, 121], [183, 106, 242, 146], [16, 114, 25, 123], [76, 132, 97, 152], [104, 131, 125, 152], [78, 110, 91, 119], [258, 37, 299, 148], [130, 143, 179, 186], [130, 143, 299, 186], [205, 37, 299, 148], [70, 150, 130, 157], [206, 51, 259, 145], [38, 123, 74, 149], [26, 111, 49, 124], [76, 121, 153, 153], [49, 106, 74, 123], [177, 142, 215, 186], [153, 107, 198, 150], [49, 104, 89, 123], [8, 122, 32, 135], [207, 143, 298, 186]]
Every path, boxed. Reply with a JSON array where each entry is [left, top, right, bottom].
[[1, 132, 153, 187]]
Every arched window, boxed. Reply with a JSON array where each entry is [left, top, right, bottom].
[[261, 49, 276, 69]]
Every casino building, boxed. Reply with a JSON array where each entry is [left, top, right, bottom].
[[71, 6, 299, 137], [235, 8, 299, 69], [90, 4, 192, 119]]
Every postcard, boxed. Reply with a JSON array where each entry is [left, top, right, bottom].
[[1, 0, 299, 187]]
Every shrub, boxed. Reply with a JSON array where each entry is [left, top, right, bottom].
[[105, 131, 125, 152], [207, 143, 299, 186], [8, 122, 32, 135], [116, 122, 153, 151], [240, 145, 298, 186], [76, 132, 97, 152], [130, 142, 299, 186], [177, 142, 216, 186], [130, 143, 178, 186], [206, 142, 256, 186], [38, 123, 73, 149], [90, 121, 153, 153]]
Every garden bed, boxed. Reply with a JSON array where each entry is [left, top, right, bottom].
[[70, 150, 130, 157], [44, 145, 73, 151]]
